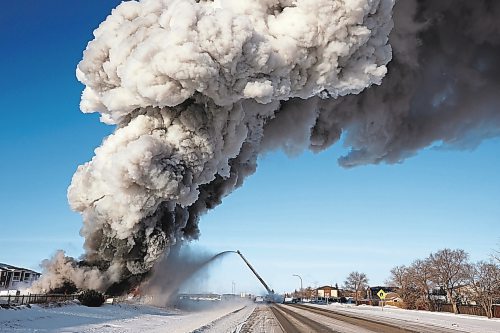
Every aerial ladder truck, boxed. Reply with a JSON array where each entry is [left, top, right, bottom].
[[236, 250, 284, 303]]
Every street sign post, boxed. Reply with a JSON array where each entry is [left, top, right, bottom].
[[377, 289, 387, 311]]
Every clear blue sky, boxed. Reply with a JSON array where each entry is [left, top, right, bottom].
[[1, 1, 499, 296]]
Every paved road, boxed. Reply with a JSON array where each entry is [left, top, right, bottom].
[[267, 304, 467, 333], [271, 304, 333, 332]]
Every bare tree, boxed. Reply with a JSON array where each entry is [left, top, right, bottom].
[[388, 265, 409, 288], [344, 271, 368, 305], [303, 286, 315, 300], [493, 244, 500, 264], [388, 261, 436, 310], [466, 261, 500, 319], [429, 249, 471, 314], [409, 259, 436, 311], [388, 265, 418, 309]]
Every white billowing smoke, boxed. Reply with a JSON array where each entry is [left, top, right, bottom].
[[34, 0, 500, 294], [77, 0, 392, 124], [33, 250, 121, 292], [34, 0, 394, 293]]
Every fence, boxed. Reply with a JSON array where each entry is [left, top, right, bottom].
[[356, 299, 406, 309], [494, 305, 500, 318], [431, 303, 500, 318], [0, 294, 78, 307], [361, 301, 500, 318]]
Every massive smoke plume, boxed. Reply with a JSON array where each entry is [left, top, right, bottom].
[[33, 0, 500, 294]]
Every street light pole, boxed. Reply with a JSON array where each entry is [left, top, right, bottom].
[[292, 274, 303, 302]]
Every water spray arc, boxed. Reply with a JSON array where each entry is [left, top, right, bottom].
[[137, 249, 237, 306], [202, 251, 237, 268]]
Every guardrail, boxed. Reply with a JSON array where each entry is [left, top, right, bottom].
[[0, 294, 78, 306]]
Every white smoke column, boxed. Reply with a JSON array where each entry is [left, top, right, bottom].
[[31, 250, 121, 293], [33, 0, 394, 293]]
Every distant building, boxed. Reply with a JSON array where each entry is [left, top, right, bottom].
[[178, 293, 221, 301], [0, 263, 41, 290], [366, 286, 399, 300], [429, 286, 447, 303], [316, 285, 339, 299]]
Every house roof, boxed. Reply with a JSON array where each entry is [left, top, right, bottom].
[[385, 292, 401, 299], [368, 286, 398, 292], [0, 263, 40, 274], [316, 285, 338, 290]]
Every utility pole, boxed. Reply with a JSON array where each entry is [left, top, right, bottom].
[[292, 274, 303, 302]]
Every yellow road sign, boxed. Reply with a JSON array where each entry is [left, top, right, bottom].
[[377, 289, 387, 300]]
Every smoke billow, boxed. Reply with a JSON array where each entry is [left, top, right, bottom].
[[309, 0, 500, 166], [33, 0, 500, 294]]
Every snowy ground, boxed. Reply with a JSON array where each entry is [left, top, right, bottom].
[[308, 302, 500, 333], [0, 299, 256, 333], [4, 300, 499, 333]]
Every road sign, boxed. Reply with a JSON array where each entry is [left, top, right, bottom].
[[377, 289, 387, 300]]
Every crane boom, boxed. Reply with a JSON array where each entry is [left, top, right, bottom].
[[236, 250, 273, 294]]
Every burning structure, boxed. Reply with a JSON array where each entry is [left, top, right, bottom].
[[33, 0, 500, 295]]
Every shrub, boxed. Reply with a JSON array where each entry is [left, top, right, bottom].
[[78, 289, 105, 307], [50, 281, 77, 294]]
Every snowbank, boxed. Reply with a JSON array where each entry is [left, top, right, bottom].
[[310, 302, 500, 333], [0, 299, 252, 333]]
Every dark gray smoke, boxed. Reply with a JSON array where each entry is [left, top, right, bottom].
[[307, 0, 500, 166], [33, 0, 500, 294]]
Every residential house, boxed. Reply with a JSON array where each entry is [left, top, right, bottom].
[[366, 286, 399, 301], [0, 263, 41, 290]]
